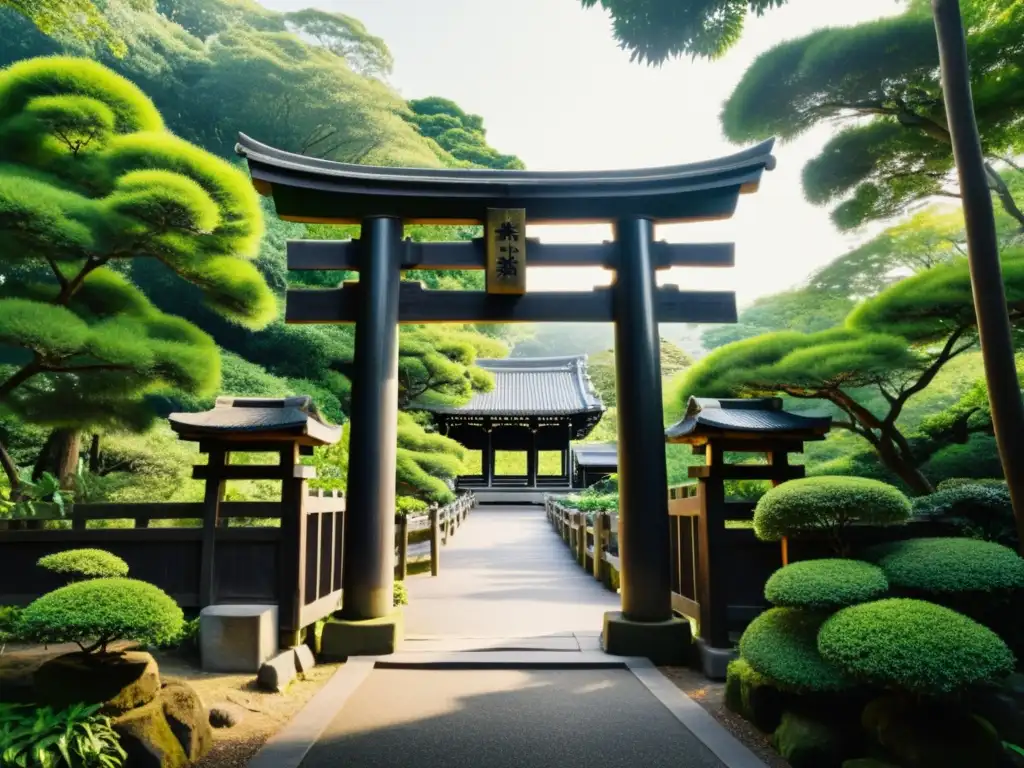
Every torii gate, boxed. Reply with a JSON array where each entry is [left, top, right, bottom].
[[236, 134, 776, 662]]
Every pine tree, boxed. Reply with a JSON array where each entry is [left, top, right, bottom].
[[0, 56, 275, 487]]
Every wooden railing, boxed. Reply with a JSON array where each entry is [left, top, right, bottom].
[[544, 497, 620, 591], [394, 493, 476, 578]]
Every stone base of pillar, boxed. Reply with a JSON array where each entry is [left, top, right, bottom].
[[319, 611, 404, 660], [695, 637, 736, 681], [601, 611, 692, 665]]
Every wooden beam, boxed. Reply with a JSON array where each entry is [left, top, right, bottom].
[[288, 239, 735, 272], [688, 464, 806, 481], [287, 282, 736, 325], [192, 464, 317, 481]]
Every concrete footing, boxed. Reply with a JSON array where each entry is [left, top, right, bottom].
[[200, 604, 278, 672], [320, 611, 404, 660], [601, 611, 691, 665], [695, 638, 736, 680]]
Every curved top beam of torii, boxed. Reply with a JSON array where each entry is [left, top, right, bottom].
[[235, 133, 776, 225]]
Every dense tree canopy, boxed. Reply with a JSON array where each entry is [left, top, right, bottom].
[[701, 290, 853, 351], [0, 55, 274, 486], [406, 97, 524, 170], [673, 249, 1024, 493]]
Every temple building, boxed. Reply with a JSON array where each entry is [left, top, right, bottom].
[[420, 356, 606, 503]]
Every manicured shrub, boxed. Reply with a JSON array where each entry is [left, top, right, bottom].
[[913, 485, 1017, 548], [38, 548, 129, 580], [754, 477, 911, 554], [935, 477, 1007, 491], [818, 599, 1015, 695], [764, 559, 888, 611], [0, 605, 23, 644], [393, 580, 408, 607], [863, 537, 1024, 596], [18, 578, 183, 654], [739, 608, 854, 693]]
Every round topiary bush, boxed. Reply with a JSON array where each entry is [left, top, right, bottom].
[[817, 598, 1015, 695], [863, 537, 1024, 596], [739, 607, 854, 693], [754, 477, 911, 554], [764, 559, 889, 611], [912, 486, 1016, 548], [18, 578, 183, 654], [38, 549, 129, 580]]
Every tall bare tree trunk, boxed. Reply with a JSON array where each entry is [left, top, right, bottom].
[[33, 428, 81, 488], [933, 0, 1024, 554]]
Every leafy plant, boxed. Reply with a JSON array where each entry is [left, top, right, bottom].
[[0, 470, 71, 519], [0, 701, 126, 768], [753, 476, 912, 555], [38, 550, 129, 581], [18, 578, 183, 654], [0, 605, 23, 650], [395, 496, 428, 516], [818, 598, 1015, 695], [764, 559, 889, 612], [393, 581, 408, 607]]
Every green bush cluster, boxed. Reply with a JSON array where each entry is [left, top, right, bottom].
[[765, 559, 889, 611], [864, 537, 1024, 596], [912, 485, 1017, 548], [38, 548, 129, 580], [393, 581, 408, 607], [561, 492, 618, 513], [934, 477, 1007, 491], [0, 702, 126, 768], [754, 476, 911, 553], [739, 608, 854, 693], [817, 599, 1015, 695], [18, 578, 184, 654], [0, 605, 23, 645]]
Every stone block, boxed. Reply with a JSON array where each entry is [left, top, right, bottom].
[[319, 611, 404, 660], [601, 611, 691, 665], [200, 604, 278, 673], [256, 649, 298, 692], [696, 637, 737, 680], [293, 643, 316, 673]]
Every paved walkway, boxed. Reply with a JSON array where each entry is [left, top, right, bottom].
[[250, 505, 765, 768], [401, 505, 619, 649]]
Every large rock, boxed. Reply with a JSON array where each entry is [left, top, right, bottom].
[[209, 704, 243, 729], [200, 604, 278, 673], [293, 643, 316, 674], [256, 649, 297, 692], [33, 651, 160, 715], [161, 681, 213, 762], [969, 688, 1024, 746], [724, 659, 786, 733], [112, 698, 188, 768], [773, 710, 856, 768], [862, 694, 1004, 768]]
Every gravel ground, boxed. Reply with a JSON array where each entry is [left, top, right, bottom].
[[152, 651, 342, 768], [659, 666, 790, 768]]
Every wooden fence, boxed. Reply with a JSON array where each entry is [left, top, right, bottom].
[[0, 491, 475, 637], [547, 487, 947, 643]]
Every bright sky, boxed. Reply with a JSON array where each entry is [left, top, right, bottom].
[[264, 0, 903, 305]]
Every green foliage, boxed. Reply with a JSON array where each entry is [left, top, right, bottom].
[[753, 477, 911, 553], [701, 290, 853, 351], [18, 577, 184, 653], [393, 581, 408, 607], [1, 0, 131, 57], [738, 607, 854, 693], [863, 537, 1024, 596], [38, 549, 129, 580], [0, 469, 70, 518], [913, 484, 1017, 547], [0, 605, 23, 644], [764, 559, 889, 611], [560, 492, 618, 513], [772, 710, 850, 768], [0, 701, 126, 768], [407, 96, 523, 169], [395, 496, 428, 516], [724, 658, 786, 733], [817, 598, 1015, 694]]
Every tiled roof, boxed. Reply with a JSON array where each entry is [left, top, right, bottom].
[[170, 396, 341, 445], [424, 356, 605, 416], [572, 442, 618, 468], [665, 397, 831, 441]]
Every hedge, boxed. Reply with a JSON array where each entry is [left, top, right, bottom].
[[817, 599, 1015, 695], [754, 477, 911, 553], [764, 559, 888, 611], [37, 549, 129, 580], [912, 485, 1016, 548], [863, 537, 1024, 596], [18, 578, 183, 653], [738, 607, 854, 693]]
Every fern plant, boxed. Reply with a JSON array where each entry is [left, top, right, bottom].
[[0, 702, 126, 768]]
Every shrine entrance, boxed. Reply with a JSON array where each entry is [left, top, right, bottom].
[[236, 133, 775, 663]]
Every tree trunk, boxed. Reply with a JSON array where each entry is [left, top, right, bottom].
[[932, 0, 1024, 554], [32, 428, 80, 488], [0, 438, 19, 493], [876, 439, 935, 496], [983, 162, 1024, 230], [88, 434, 101, 474]]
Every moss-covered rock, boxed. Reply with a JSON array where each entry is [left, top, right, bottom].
[[113, 698, 189, 768], [725, 658, 786, 732], [33, 650, 160, 715], [161, 681, 212, 762], [773, 710, 855, 768], [968, 688, 1024, 746], [861, 694, 1004, 768]]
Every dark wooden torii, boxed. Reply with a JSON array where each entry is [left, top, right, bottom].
[[237, 133, 776, 661]]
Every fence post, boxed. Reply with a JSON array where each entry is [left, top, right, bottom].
[[396, 513, 408, 580], [71, 504, 86, 532], [577, 513, 588, 567], [442, 506, 450, 545], [593, 513, 606, 581], [429, 507, 441, 576], [198, 447, 228, 608]]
